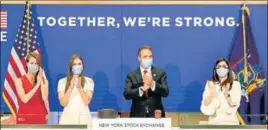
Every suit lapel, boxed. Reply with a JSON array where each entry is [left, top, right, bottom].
[[151, 66, 157, 81], [135, 67, 143, 85]]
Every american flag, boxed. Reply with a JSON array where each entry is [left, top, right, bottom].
[[0, 10, 7, 29], [2, 3, 49, 119]]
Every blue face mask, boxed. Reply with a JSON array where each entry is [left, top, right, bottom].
[[142, 59, 153, 69], [72, 65, 83, 75]]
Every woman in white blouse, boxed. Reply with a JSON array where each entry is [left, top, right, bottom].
[[200, 57, 241, 125], [57, 54, 94, 125]]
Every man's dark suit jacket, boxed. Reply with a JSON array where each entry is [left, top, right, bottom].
[[124, 66, 169, 117]]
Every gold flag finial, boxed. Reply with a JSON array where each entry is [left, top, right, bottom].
[[242, 0, 250, 15]]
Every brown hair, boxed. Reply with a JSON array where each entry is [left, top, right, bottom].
[[65, 54, 86, 92], [26, 52, 41, 84], [138, 45, 153, 56], [212, 57, 233, 91], [26, 52, 42, 66]]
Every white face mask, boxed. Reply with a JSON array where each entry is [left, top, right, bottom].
[[216, 67, 229, 78], [27, 63, 39, 74]]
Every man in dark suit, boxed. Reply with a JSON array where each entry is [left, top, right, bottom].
[[124, 45, 169, 117]]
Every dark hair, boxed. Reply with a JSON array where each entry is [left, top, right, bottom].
[[212, 57, 233, 91], [138, 45, 152, 56]]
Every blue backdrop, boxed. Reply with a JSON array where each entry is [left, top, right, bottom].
[[1, 4, 267, 112]]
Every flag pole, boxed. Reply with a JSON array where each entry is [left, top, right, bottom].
[[242, 1, 249, 83], [236, 0, 250, 125], [26, 0, 30, 55]]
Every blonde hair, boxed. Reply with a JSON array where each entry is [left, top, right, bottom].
[[65, 54, 85, 92]]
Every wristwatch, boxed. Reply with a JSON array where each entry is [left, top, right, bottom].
[[225, 93, 230, 98]]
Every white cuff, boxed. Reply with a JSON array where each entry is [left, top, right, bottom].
[[200, 98, 220, 116], [151, 81, 156, 91], [139, 87, 143, 97]]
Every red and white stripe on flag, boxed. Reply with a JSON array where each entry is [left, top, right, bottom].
[[0, 11, 7, 29]]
